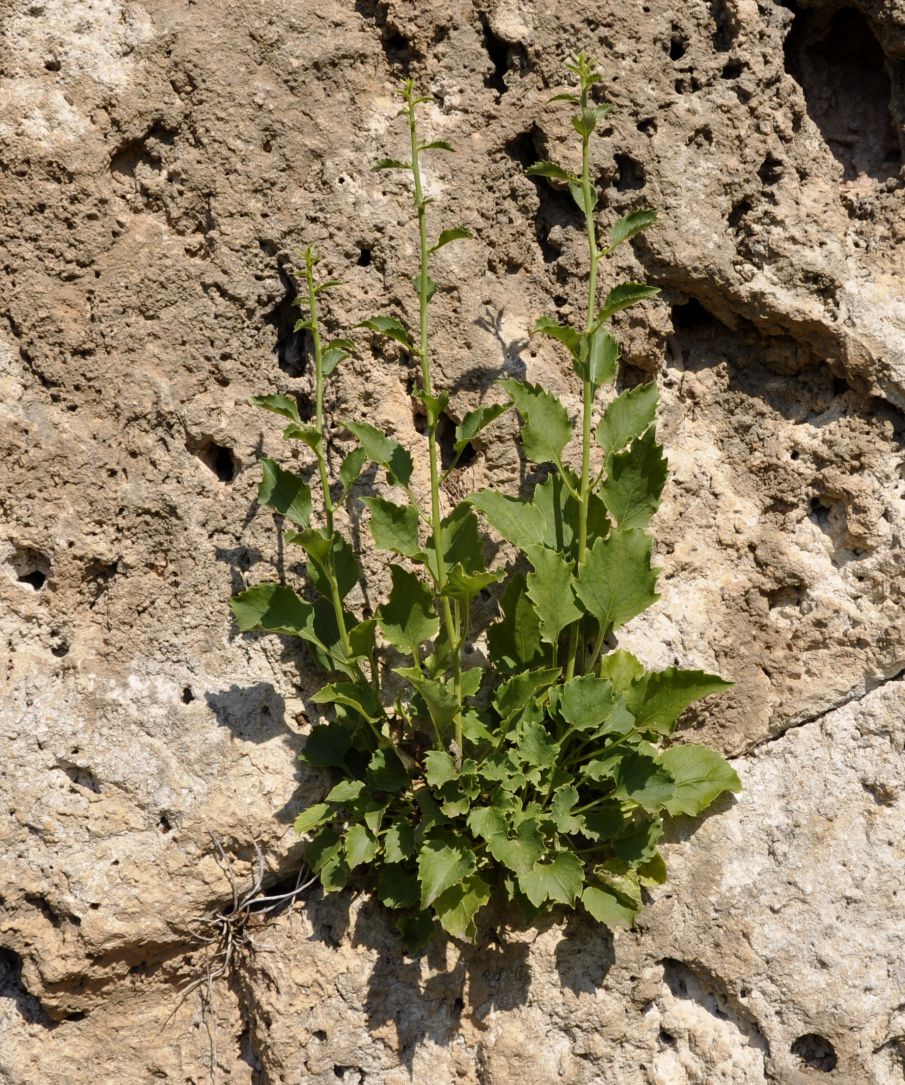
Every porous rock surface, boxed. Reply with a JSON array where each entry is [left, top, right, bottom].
[[1, 0, 903, 1081]]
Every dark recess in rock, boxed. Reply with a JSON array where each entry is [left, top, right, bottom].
[[791, 1032, 838, 1072]]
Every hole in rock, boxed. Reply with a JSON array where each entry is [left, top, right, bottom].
[[728, 197, 752, 231], [480, 14, 523, 95], [671, 298, 715, 333], [791, 1033, 838, 1072], [65, 1010, 86, 1022], [0, 947, 53, 1027], [158, 814, 173, 833], [722, 59, 744, 79], [265, 269, 308, 378], [51, 636, 70, 658], [668, 30, 688, 61], [809, 495, 832, 530], [191, 440, 238, 483], [637, 117, 657, 136], [659, 1029, 677, 1045], [182, 686, 195, 704], [504, 127, 540, 170], [11, 548, 50, 591], [711, 0, 732, 51], [357, 246, 372, 267], [614, 153, 646, 191], [784, 4, 901, 182], [758, 154, 784, 186]]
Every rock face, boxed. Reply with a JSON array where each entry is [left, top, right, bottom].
[[1, 0, 903, 1081]]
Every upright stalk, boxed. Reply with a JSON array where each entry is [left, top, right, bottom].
[[406, 88, 464, 749], [565, 77, 601, 681]]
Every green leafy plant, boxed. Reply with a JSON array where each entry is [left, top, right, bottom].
[[231, 56, 740, 951]]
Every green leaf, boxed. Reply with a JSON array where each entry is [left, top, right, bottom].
[[468, 491, 546, 549], [367, 748, 410, 793], [411, 272, 438, 302], [373, 158, 412, 171], [576, 529, 660, 632], [531, 474, 580, 553], [583, 327, 619, 387], [377, 566, 438, 654], [466, 806, 508, 841], [600, 428, 667, 530], [397, 911, 435, 954], [345, 420, 414, 486], [624, 669, 733, 735], [525, 160, 576, 182], [299, 720, 353, 769], [596, 383, 659, 454], [306, 826, 349, 892], [515, 717, 559, 768], [348, 618, 377, 659], [257, 458, 312, 528], [501, 379, 573, 466], [660, 744, 741, 816], [281, 423, 323, 451], [548, 93, 581, 104], [433, 873, 491, 942], [378, 864, 420, 909], [231, 583, 313, 636], [311, 680, 381, 722], [571, 106, 601, 137], [432, 225, 473, 251], [532, 316, 581, 357], [322, 338, 354, 376], [486, 820, 545, 876], [550, 784, 581, 833], [417, 836, 477, 909], [420, 140, 456, 152], [251, 393, 301, 424], [486, 572, 546, 672], [285, 528, 360, 600], [344, 823, 378, 869], [357, 315, 412, 350], [293, 803, 331, 834], [325, 779, 365, 804], [598, 283, 660, 323], [609, 209, 658, 250], [559, 674, 617, 732], [397, 671, 459, 743], [384, 823, 415, 863], [599, 649, 646, 693], [453, 403, 509, 452], [613, 750, 675, 813], [363, 497, 422, 559], [525, 545, 582, 645], [638, 850, 668, 886], [569, 180, 598, 214], [424, 749, 458, 788], [339, 445, 367, 495], [519, 852, 583, 907], [581, 886, 636, 929], [493, 666, 561, 722], [427, 503, 484, 581], [440, 564, 502, 603]]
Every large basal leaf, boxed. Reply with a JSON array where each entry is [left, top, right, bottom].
[[612, 750, 675, 813], [231, 582, 313, 636], [532, 474, 579, 553], [581, 885, 637, 929], [454, 403, 509, 453], [345, 420, 414, 486], [659, 744, 741, 816], [367, 747, 410, 793], [493, 666, 561, 723], [525, 545, 582, 645], [311, 680, 381, 723], [417, 836, 477, 909], [344, 823, 379, 870], [598, 649, 646, 693], [298, 719, 353, 769], [466, 805, 509, 841], [624, 668, 733, 735], [257, 458, 312, 528], [596, 382, 659, 455], [558, 674, 617, 732], [396, 669, 459, 743], [486, 820, 545, 876], [600, 427, 667, 530], [293, 802, 331, 835], [501, 379, 573, 466], [575, 528, 660, 632], [433, 873, 491, 942], [468, 491, 546, 549], [363, 496, 423, 559], [384, 822, 415, 863], [377, 566, 438, 654], [518, 851, 584, 907], [378, 864, 420, 909], [486, 572, 547, 672]]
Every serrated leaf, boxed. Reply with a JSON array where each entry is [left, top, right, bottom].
[[493, 666, 561, 722], [487, 820, 545, 876], [299, 720, 353, 769], [576, 529, 659, 632], [525, 160, 576, 182], [583, 327, 619, 387], [596, 382, 659, 454], [344, 823, 378, 869], [416, 389, 449, 428], [397, 669, 458, 743], [637, 850, 668, 886], [486, 572, 546, 672], [322, 338, 353, 376], [363, 496, 422, 559], [251, 393, 301, 424], [609, 209, 658, 250], [357, 315, 412, 350], [550, 784, 581, 833], [377, 566, 438, 655], [378, 864, 420, 909], [581, 885, 637, 928], [600, 427, 667, 530], [501, 379, 573, 466], [569, 180, 598, 214], [531, 474, 581, 553], [427, 502, 484, 581], [311, 680, 381, 722], [293, 803, 331, 834], [306, 826, 349, 892], [440, 564, 502, 604], [660, 744, 741, 816], [282, 423, 323, 450], [433, 873, 491, 942], [373, 158, 412, 171], [345, 420, 414, 486], [559, 674, 617, 732], [468, 491, 546, 549], [417, 836, 476, 909], [397, 911, 435, 954], [613, 750, 675, 812], [571, 107, 600, 137], [599, 649, 646, 692], [598, 283, 660, 322], [424, 749, 458, 788], [325, 779, 365, 804], [453, 402, 509, 452], [532, 316, 581, 357], [384, 823, 415, 863], [519, 851, 583, 907], [231, 583, 313, 636], [515, 716, 559, 768], [257, 458, 312, 528], [466, 806, 509, 841], [285, 528, 360, 600], [624, 668, 733, 736], [347, 618, 377, 660], [411, 272, 438, 301], [420, 140, 456, 152], [339, 445, 367, 496], [525, 545, 582, 644], [367, 747, 410, 793], [432, 225, 473, 251]]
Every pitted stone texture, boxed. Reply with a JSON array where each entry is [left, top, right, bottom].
[[1, 0, 904, 1080]]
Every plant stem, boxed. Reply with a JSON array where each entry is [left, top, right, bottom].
[[565, 85, 600, 682], [407, 88, 463, 750]]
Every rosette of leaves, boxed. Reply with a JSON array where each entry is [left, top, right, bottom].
[[231, 59, 740, 953]]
